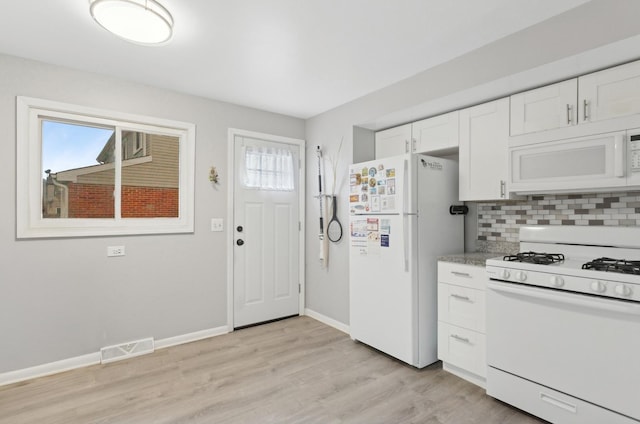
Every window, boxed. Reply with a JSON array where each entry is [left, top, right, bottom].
[[17, 96, 195, 238]]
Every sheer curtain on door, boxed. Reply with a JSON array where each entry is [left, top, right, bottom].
[[242, 145, 295, 191]]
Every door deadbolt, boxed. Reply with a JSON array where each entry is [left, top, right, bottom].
[[236, 239, 244, 246], [237, 225, 243, 232]]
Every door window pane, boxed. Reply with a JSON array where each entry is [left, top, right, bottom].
[[242, 146, 295, 191]]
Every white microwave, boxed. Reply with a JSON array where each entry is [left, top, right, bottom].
[[508, 129, 640, 194]]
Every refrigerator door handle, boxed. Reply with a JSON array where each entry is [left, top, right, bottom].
[[402, 158, 409, 215], [403, 213, 409, 272], [402, 158, 409, 272]]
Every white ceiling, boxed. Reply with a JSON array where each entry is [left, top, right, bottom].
[[0, 0, 591, 119]]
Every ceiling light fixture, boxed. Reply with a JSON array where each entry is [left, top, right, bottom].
[[89, 0, 174, 45]]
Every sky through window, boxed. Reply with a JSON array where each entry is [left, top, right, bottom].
[[42, 120, 114, 177]]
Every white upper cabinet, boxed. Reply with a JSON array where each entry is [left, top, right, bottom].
[[374, 123, 412, 158], [375, 111, 460, 159], [412, 111, 459, 153], [510, 79, 577, 136], [511, 60, 640, 138], [579, 60, 640, 124], [459, 97, 510, 201]]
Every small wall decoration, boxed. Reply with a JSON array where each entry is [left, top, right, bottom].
[[209, 166, 219, 184]]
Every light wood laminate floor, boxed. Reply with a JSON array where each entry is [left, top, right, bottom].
[[0, 316, 546, 424]]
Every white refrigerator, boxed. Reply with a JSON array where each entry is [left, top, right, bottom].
[[349, 153, 463, 368]]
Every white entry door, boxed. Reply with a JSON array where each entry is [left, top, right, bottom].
[[232, 131, 303, 328]]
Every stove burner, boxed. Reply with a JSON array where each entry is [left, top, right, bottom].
[[503, 251, 565, 265], [582, 257, 640, 275]]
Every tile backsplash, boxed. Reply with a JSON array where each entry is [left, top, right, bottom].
[[477, 191, 640, 243]]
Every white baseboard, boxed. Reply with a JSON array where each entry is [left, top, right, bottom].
[[0, 325, 230, 387], [0, 352, 101, 387], [304, 308, 350, 334], [155, 325, 229, 350]]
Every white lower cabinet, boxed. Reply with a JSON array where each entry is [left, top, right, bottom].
[[437, 261, 487, 388]]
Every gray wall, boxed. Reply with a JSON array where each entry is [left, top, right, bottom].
[[0, 54, 304, 373], [304, 0, 640, 325]]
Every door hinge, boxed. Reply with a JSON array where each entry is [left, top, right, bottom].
[[298, 284, 301, 294], [299, 221, 301, 231]]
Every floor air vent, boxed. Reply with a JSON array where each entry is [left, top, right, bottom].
[[100, 337, 155, 364]]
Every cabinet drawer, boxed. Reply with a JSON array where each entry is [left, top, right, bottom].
[[437, 322, 486, 378], [438, 283, 485, 332], [487, 367, 635, 424], [438, 262, 487, 289]]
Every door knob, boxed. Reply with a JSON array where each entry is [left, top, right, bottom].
[[236, 239, 244, 246], [237, 225, 243, 232]]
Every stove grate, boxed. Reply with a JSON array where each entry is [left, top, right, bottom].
[[582, 257, 640, 275], [503, 251, 565, 265]]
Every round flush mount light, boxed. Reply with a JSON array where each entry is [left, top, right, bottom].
[[89, 0, 174, 45]]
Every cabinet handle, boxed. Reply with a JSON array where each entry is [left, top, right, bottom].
[[540, 393, 577, 413], [451, 334, 471, 343], [451, 271, 471, 277], [411, 137, 416, 153], [583, 99, 589, 121], [500, 180, 506, 198], [450, 293, 472, 301], [566, 104, 572, 124], [405, 139, 409, 153], [614, 134, 625, 178]]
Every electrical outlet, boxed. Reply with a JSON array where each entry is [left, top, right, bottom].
[[211, 218, 224, 232], [107, 246, 125, 257]]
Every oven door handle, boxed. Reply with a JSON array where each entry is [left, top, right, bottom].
[[488, 280, 640, 316]]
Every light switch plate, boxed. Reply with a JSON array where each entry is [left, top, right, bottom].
[[211, 218, 224, 232]]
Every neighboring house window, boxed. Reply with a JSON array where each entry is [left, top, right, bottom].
[[17, 96, 195, 238], [242, 145, 295, 191]]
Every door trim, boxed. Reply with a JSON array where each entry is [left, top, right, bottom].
[[226, 128, 306, 330]]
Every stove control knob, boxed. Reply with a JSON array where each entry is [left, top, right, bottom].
[[499, 269, 511, 280], [550, 275, 564, 287], [614, 284, 632, 297], [590, 280, 606, 293], [515, 271, 527, 282]]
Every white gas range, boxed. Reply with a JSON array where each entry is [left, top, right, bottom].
[[485, 226, 640, 424]]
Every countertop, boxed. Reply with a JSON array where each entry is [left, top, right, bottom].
[[437, 252, 505, 267]]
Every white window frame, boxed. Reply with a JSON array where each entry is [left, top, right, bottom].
[[16, 96, 195, 238]]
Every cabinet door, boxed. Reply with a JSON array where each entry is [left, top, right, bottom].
[[459, 97, 510, 201], [374, 124, 412, 159], [412, 111, 459, 153], [579, 60, 640, 123], [510, 79, 577, 136]]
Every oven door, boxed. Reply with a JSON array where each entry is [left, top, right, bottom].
[[487, 280, 640, 422]]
